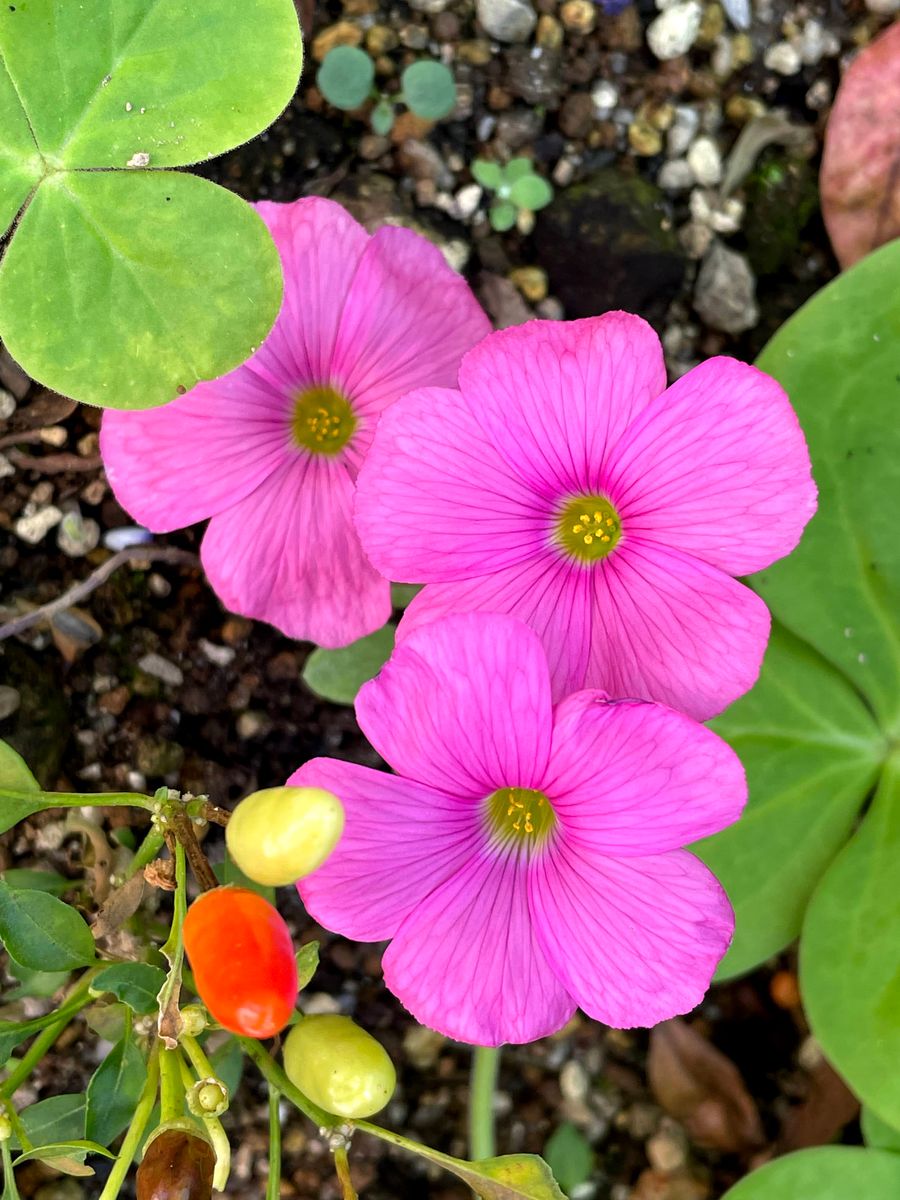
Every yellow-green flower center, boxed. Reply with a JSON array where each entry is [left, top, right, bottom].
[[485, 786, 556, 850], [555, 494, 622, 563], [291, 385, 356, 455]]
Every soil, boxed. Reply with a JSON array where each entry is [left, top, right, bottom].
[[1, 0, 892, 1196]]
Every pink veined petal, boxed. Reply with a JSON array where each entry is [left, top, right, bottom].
[[291, 758, 481, 942], [587, 539, 771, 720], [251, 197, 369, 389], [201, 455, 391, 647], [384, 848, 576, 1045], [99, 371, 291, 532], [356, 612, 553, 797], [398, 556, 594, 701], [604, 357, 817, 576], [458, 313, 667, 498], [542, 691, 746, 855], [331, 227, 490, 452], [354, 387, 549, 582], [530, 846, 733, 1029]]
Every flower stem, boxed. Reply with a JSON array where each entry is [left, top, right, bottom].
[[468, 1045, 501, 1161], [334, 1145, 358, 1200], [97, 1041, 160, 1200], [0, 971, 98, 1099], [1, 1137, 21, 1200], [266, 1086, 281, 1200]]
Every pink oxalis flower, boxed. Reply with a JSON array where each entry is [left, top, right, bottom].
[[294, 612, 746, 1046], [355, 313, 817, 720], [100, 198, 489, 647]]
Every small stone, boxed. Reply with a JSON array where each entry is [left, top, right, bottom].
[[686, 135, 722, 185], [690, 188, 744, 232], [312, 21, 362, 60], [696, 2, 724, 46], [403, 1024, 445, 1069], [560, 1060, 590, 1103], [720, 0, 750, 28], [591, 79, 619, 117], [763, 40, 801, 75], [199, 638, 236, 668], [797, 18, 839, 64], [731, 31, 753, 65], [725, 94, 766, 123], [865, 0, 900, 12], [15, 505, 62, 544], [398, 23, 428, 49], [694, 241, 758, 333], [560, 0, 595, 33], [536, 296, 564, 319], [679, 218, 713, 258], [57, 510, 100, 557], [103, 525, 151, 551], [658, 159, 695, 190], [805, 78, 831, 111], [454, 183, 483, 220], [646, 2, 702, 61], [629, 119, 663, 156], [646, 1122, 688, 1173], [560, 92, 595, 138], [0, 685, 21, 720], [552, 157, 576, 187], [509, 265, 548, 302], [136, 653, 184, 687], [710, 35, 733, 77], [303, 992, 343, 1015], [409, 0, 449, 12], [667, 104, 700, 156], [536, 13, 563, 48], [135, 737, 184, 778], [476, 0, 536, 43], [359, 133, 390, 160], [365, 24, 397, 54], [0, 388, 15, 419], [457, 38, 493, 64], [0, 453, 13, 479], [237, 710, 272, 740]]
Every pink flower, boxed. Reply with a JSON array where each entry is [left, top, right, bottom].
[[100, 198, 490, 647], [355, 313, 816, 719], [294, 612, 745, 1046]]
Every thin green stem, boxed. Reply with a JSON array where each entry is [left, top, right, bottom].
[[0, 971, 98, 1099], [468, 1045, 501, 1161], [333, 1145, 358, 1200], [181, 1034, 217, 1083], [239, 1038, 336, 1129], [159, 1047, 183, 1123], [1, 1138, 22, 1200], [1, 1108, 30, 1155], [266, 1086, 282, 1200], [0, 788, 154, 812], [200, 1114, 230, 1192], [97, 1041, 160, 1200]]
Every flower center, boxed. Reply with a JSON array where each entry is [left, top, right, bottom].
[[485, 786, 556, 850], [291, 385, 356, 455], [555, 494, 622, 563]]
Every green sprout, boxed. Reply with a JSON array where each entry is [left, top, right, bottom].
[[316, 47, 456, 136], [470, 157, 554, 232]]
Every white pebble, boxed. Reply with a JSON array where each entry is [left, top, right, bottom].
[[454, 183, 483, 220], [686, 135, 722, 186], [199, 638, 236, 668], [658, 159, 695, 190], [764, 41, 801, 75], [864, 0, 899, 13], [647, 1, 702, 61], [103, 525, 152, 551], [0, 453, 14, 479], [667, 104, 700, 157], [15, 505, 62, 545], [721, 0, 750, 27], [137, 653, 184, 687], [591, 79, 619, 117], [0, 388, 15, 419]]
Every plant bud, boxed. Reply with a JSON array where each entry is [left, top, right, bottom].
[[136, 1127, 215, 1200], [226, 786, 345, 887], [282, 1014, 396, 1119], [187, 1078, 229, 1119]]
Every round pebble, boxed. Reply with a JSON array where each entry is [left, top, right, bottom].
[[646, 1, 702, 61]]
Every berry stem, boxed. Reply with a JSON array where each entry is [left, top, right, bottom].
[[266, 1086, 282, 1200], [334, 1145, 358, 1200], [97, 1041, 160, 1200]]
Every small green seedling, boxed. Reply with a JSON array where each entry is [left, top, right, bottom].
[[471, 157, 554, 231], [317, 47, 456, 136]]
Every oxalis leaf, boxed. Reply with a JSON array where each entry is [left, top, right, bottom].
[[0, 0, 302, 407], [302, 623, 395, 705], [721, 1146, 900, 1199], [800, 758, 900, 1128], [752, 237, 900, 733], [695, 624, 883, 978], [0, 880, 96, 971]]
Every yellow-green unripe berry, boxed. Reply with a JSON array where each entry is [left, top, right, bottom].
[[226, 786, 345, 887], [282, 1015, 396, 1119]]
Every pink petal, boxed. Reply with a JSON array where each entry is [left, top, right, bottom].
[[398, 556, 593, 700], [252, 197, 369, 388], [544, 691, 746, 855], [201, 456, 391, 647], [292, 758, 480, 941], [100, 372, 290, 532], [605, 358, 817, 576], [384, 848, 576, 1045], [355, 387, 549, 582], [588, 539, 771, 719], [530, 846, 733, 1028], [332, 226, 490, 449], [356, 612, 553, 797], [458, 313, 666, 497]]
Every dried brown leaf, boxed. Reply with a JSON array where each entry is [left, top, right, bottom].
[[91, 872, 145, 940], [821, 21, 900, 268], [776, 1056, 859, 1154], [648, 1019, 765, 1154]]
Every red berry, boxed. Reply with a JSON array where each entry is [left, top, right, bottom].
[[183, 887, 298, 1038]]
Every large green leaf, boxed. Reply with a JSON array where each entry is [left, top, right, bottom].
[[92, 963, 166, 1014], [0, 0, 301, 168], [0, 170, 281, 408], [0, 58, 41, 235], [696, 625, 883, 977], [12, 1094, 87, 1149], [0, 738, 49, 835], [753, 238, 900, 732], [722, 1147, 900, 1199], [85, 1032, 147, 1146], [800, 759, 900, 1127], [0, 880, 96, 970], [0, 0, 301, 407]]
